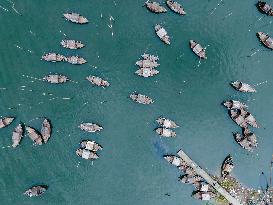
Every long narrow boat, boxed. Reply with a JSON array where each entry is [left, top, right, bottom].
[[135, 59, 160, 68], [41, 118, 51, 143], [26, 127, 43, 145], [12, 124, 23, 148], [63, 13, 88, 24], [66, 56, 87, 65], [231, 81, 256, 93], [223, 100, 248, 110], [41, 53, 66, 62], [257, 1, 273, 15], [233, 133, 256, 152], [130, 93, 154, 104], [166, 0, 186, 15], [24, 185, 47, 197], [79, 123, 103, 133], [86, 76, 110, 87], [60, 40, 85, 49], [43, 74, 69, 84], [229, 109, 248, 128], [190, 40, 207, 59], [156, 117, 179, 128], [155, 24, 170, 44], [135, 68, 159, 77], [76, 148, 99, 160], [80, 140, 103, 152], [155, 127, 176, 137], [221, 155, 234, 178], [145, 1, 167, 13], [257, 32, 273, 49], [0, 117, 14, 128]]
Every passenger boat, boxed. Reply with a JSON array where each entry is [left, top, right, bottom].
[[190, 40, 207, 59], [155, 24, 170, 44]]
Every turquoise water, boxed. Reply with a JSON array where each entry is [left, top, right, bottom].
[[0, 0, 272, 204]]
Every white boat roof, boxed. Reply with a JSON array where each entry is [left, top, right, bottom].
[[157, 28, 167, 38]]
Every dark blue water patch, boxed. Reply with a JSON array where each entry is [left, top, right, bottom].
[[152, 137, 170, 159]]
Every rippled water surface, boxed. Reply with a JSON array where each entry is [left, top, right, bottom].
[[0, 0, 272, 204]]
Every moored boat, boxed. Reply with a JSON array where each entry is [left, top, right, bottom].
[[234, 133, 257, 152], [231, 81, 256, 93], [155, 127, 176, 137], [80, 140, 103, 152], [257, 1, 273, 15], [179, 175, 204, 185], [12, 124, 23, 148], [257, 32, 273, 49], [221, 154, 234, 178], [190, 40, 207, 59], [164, 155, 187, 167], [24, 185, 47, 197], [63, 13, 88, 24], [156, 117, 179, 128], [41, 118, 51, 143], [0, 117, 14, 128], [130, 93, 154, 104], [41, 53, 66, 62], [243, 111, 259, 128], [179, 165, 196, 176], [192, 191, 215, 201], [141, 53, 159, 61], [145, 1, 167, 13], [76, 148, 99, 160], [60, 40, 85, 49], [223, 100, 248, 110], [43, 74, 69, 84], [79, 123, 103, 133], [135, 68, 159, 77], [155, 24, 170, 44], [86, 76, 110, 87], [166, 0, 186, 15], [66, 56, 87, 65], [135, 59, 160, 68], [229, 109, 248, 128], [25, 126, 43, 145]]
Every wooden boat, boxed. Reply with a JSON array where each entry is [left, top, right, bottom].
[[229, 109, 248, 128], [76, 148, 99, 160], [41, 118, 51, 143], [231, 81, 256, 93], [60, 40, 84, 49], [141, 53, 159, 61], [192, 191, 215, 201], [79, 123, 103, 133], [24, 185, 47, 197], [179, 175, 203, 185], [155, 24, 170, 44], [63, 13, 88, 24], [130, 93, 154, 104], [135, 68, 159, 77], [223, 100, 248, 110], [66, 56, 87, 65], [257, 32, 273, 49], [257, 1, 273, 15], [25, 126, 43, 145], [234, 133, 257, 152], [145, 1, 167, 13], [43, 74, 69, 84], [243, 128, 258, 147], [86, 76, 110, 87], [155, 127, 176, 137], [178, 165, 196, 176], [190, 40, 207, 59], [164, 155, 187, 167], [80, 140, 103, 152], [41, 53, 66, 62], [135, 59, 160, 68], [166, 0, 186, 15], [221, 154, 234, 178], [12, 124, 23, 148], [242, 111, 259, 128], [156, 117, 179, 128], [0, 117, 14, 128]]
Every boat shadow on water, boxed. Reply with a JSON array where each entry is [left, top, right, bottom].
[[152, 138, 169, 158]]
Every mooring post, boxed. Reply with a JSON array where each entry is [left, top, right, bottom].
[[177, 149, 242, 205]]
